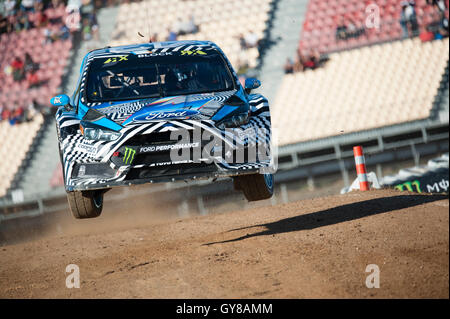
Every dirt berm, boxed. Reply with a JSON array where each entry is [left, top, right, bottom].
[[0, 189, 448, 298]]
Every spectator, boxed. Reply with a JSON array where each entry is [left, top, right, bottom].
[[67, 0, 82, 13], [34, 0, 44, 12], [1, 107, 12, 122], [49, 0, 65, 10], [336, 16, 365, 41], [58, 24, 71, 40], [293, 53, 305, 72], [346, 18, 365, 39], [9, 105, 24, 125], [426, 0, 448, 12], [29, 99, 47, 116], [11, 57, 25, 82], [43, 27, 56, 43], [173, 18, 183, 35], [435, 10, 449, 39], [81, 17, 92, 40], [400, 1, 419, 38], [20, 0, 35, 13], [423, 5, 449, 39], [336, 16, 348, 41], [284, 58, 294, 74], [24, 101, 38, 121], [244, 30, 259, 49], [237, 33, 246, 50], [419, 25, 436, 42], [149, 32, 158, 43], [4, 0, 17, 17], [26, 69, 40, 88], [88, 10, 99, 41], [34, 10, 49, 28], [166, 27, 177, 41], [302, 52, 317, 70], [178, 15, 198, 35], [0, 14, 12, 34], [24, 53, 39, 73], [14, 10, 32, 31]]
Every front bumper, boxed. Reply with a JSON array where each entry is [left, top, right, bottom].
[[67, 166, 262, 191], [63, 119, 273, 192]]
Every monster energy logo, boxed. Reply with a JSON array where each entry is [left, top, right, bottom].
[[394, 180, 421, 193], [123, 147, 136, 165]]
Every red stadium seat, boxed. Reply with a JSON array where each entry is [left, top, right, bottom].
[[298, 0, 440, 54]]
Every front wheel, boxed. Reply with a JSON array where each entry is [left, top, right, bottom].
[[67, 190, 104, 219], [233, 173, 274, 201]]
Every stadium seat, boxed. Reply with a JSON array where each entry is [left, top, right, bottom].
[[272, 37, 449, 146], [298, 0, 448, 54], [109, 0, 272, 69]]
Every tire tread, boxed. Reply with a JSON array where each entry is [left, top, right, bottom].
[[67, 191, 102, 219], [234, 174, 273, 201]]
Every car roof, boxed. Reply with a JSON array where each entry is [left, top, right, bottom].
[[85, 40, 219, 59]]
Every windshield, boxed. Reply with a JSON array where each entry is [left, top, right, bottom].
[[85, 50, 235, 102]]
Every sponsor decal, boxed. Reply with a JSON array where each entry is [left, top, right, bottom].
[[140, 142, 199, 153], [103, 55, 128, 64], [394, 180, 421, 192], [137, 52, 173, 57], [180, 49, 207, 56], [426, 179, 448, 193], [133, 110, 199, 122], [75, 143, 98, 154], [123, 147, 136, 165], [393, 177, 449, 194], [149, 160, 194, 167]]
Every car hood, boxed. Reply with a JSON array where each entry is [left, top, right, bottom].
[[91, 90, 238, 126]]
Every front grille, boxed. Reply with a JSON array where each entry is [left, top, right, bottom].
[[126, 131, 177, 146], [125, 162, 216, 180], [134, 151, 173, 165]]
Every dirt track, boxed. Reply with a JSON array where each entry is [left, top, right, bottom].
[[0, 189, 448, 298]]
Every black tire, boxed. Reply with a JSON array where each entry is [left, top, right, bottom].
[[67, 190, 104, 219], [233, 173, 274, 201]]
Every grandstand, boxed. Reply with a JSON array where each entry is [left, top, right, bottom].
[[109, 0, 272, 68], [300, 0, 449, 53], [0, 0, 448, 214], [273, 37, 449, 145], [0, 3, 73, 198], [0, 114, 43, 197]]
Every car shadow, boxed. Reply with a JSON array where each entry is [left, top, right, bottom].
[[204, 194, 448, 246]]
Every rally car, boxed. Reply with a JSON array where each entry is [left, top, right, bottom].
[[51, 40, 275, 219]]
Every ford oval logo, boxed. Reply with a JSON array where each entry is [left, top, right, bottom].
[[134, 110, 199, 122]]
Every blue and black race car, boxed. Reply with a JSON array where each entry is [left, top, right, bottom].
[[51, 40, 275, 219]]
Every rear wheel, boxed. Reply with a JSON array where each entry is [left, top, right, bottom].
[[67, 190, 104, 219], [233, 173, 274, 201]]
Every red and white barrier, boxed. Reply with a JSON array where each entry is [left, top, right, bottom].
[[353, 146, 370, 191]]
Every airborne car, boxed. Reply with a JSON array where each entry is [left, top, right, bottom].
[[51, 41, 274, 219]]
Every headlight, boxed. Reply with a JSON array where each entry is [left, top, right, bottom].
[[81, 126, 121, 141], [216, 112, 250, 130]]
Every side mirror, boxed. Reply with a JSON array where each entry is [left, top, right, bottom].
[[244, 78, 261, 94], [50, 94, 71, 109]]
